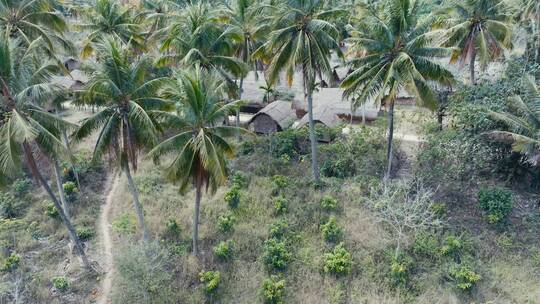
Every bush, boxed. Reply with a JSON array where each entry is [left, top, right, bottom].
[[112, 214, 137, 234], [51, 276, 69, 292], [268, 220, 288, 239], [449, 265, 481, 290], [224, 185, 241, 209], [1, 252, 21, 272], [263, 238, 291, 270], [430, 202, 446, 217], [231, 171, 248, 188], [44, 202, 59, 219], [440, 235, 464, 258], [62, 181, 78, 202], [0, 192, 24, 219], [77, 227, 95, 241], [199, 271, 220, 294], [271, 175, 289, 195], [323, 243, 352, 275], [320, 216, 343, 243], [11, 178, 31, 197], [273, 197, 288, 215], [163, 218, 182, 240], [262, 275, 285, 304], [320, 195, 339, 212], [213, 240, 234, 261], [217, 213, 236, 233], [390, 253, 413, 286], [412, 232, 439, 259], [477, 187, 513, 224]]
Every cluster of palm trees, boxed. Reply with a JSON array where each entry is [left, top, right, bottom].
[[0, 0, 535, 268]]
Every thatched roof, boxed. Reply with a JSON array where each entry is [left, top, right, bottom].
[[248, 100, 297, 129], [295, 105, 342, 128], [50, 69, 89, 91]]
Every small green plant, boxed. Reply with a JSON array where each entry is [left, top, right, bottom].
[[262, 275, 285, 304], [271, 175, 289, 195], [51, 276, 69, 292], [321, 195, 339, 211], [62, 181, 78, 201], [273, 196, 288, 215], [199, 270, 220, 293], [231, 171, 248, 188], [217, 213, 236, 233], [44, 202, 59, 218], [213, 240, 235, 261], [390, 253, 413, 286], [412, 232, 439, 259], [320, 216, 343, 243], [164, 218, 182, 240], [440, 235, 464, 258], [268, 220, 288, 239], [112, 214, 137, 234], [224, 185, 241, 209], [1, 253, 21, 272], [0, 192, 22, 219], [477, 187, 513, 224], [11, 178, 31, 197], [323, 243, 352, 275], [449, 265, 481, 290], [76, 227, 95, 241], [263, 238, 291, 270], [430, 202, 446, 217]]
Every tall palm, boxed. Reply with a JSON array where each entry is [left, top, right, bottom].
[[0, 0, 74, 54], [78, 0, 144, 58], [255, 0, 344, 183], [0, 33, 92, 269], [436, 0, 513, 84], [73, 38, 173, 241], [148, 68, 242, 256], [516, 0, 540, 62], [489, 75, 540, 164], [341, 0, 454, 180]]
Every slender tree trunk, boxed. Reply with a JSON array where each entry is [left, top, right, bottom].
[[123, 164, 149, 242], [192, 175, 202, 256], [307, 88, 320, 183], [236, 77, 244, 142], [61, 130, 81, 190], [385, 101, 395, 181], [470, 49, 477, 85], [53, 160, 70, 220], [22, 143, 92, 270]]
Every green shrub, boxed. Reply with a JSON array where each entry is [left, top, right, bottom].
[[1, 252, 21, 272], [51, 276, 69, 292], [62, 181, 78, 201], [26, 221, 41, 239], [449, 265, 481, 290], [477, 187, 513, 224], [224, 185, 241, 209], [199, 271, 221, 293], [273, 197, 288, 215], [163, 218, 182, 240], [440, 235, 464, 258], [268, 220, 288, 239], [44, 202, 59, 219], [0, 192, 24, 219], [390, 253, 413, 286], [77, 227, 95, 241], [231, 171, 248, 188], [262, 275, 285, 304], [320, 216, 343, 243], [271, 175, 289, 195], [213, 240, 234, 261], [217, 213, 236, 233], [320, 195, 339, 212], [323, 243, 352, 275], [263, 238, 291, 270], [112, 214, 137, 234], [11, 178, 31, 197], [430, 202, 446, 217], [412, 232, 439, 259]]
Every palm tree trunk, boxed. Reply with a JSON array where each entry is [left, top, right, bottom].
[[470, 49, 477, 85], [22, 143, 92, 270], [123, 164, 149, 242], [236, 77, 244, 142], [61, 130, 81, 190], [192, 173, 203, 256], [307, 88, 320, 183], [385, 101, 395, 181], [53, 160, 70, 220]]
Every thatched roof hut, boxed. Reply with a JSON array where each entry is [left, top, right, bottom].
[[294, 105, 342, 129], [50, 69, 89, 91], [248, 100, 296, 134]]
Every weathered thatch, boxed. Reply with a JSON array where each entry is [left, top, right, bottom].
[[50, 69, 89, 91], [248, 100, 296, 134], [294, 105, 342, 128]]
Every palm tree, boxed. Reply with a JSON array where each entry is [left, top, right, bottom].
[[73, 38, 173, 241], [78, 0, 144, 58], [341, 0, 454, 180], [516, 0, 540, 62], [489, 75, 540, 164], [255, 0, 344, 183], [148, 68, 242, 256], [0, 0, 74, 54], [436, 0, 513, 84], [0, 33, 92, 269]]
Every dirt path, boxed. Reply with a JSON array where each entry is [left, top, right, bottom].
[[97, 173, 120, 304]]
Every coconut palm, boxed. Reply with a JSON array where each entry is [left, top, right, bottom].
[[255, 0, 344, 183], [73, 38, 173, 241], [436, 0, 513, 84], [0, 0, 74, 54], [489, 75, 540, 164], [341, 0, 454, 180], [515, 0, 540, 62], [148, 67, 243, 255], [0, 33, 92, 269], [78, 0, 144, 58]]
